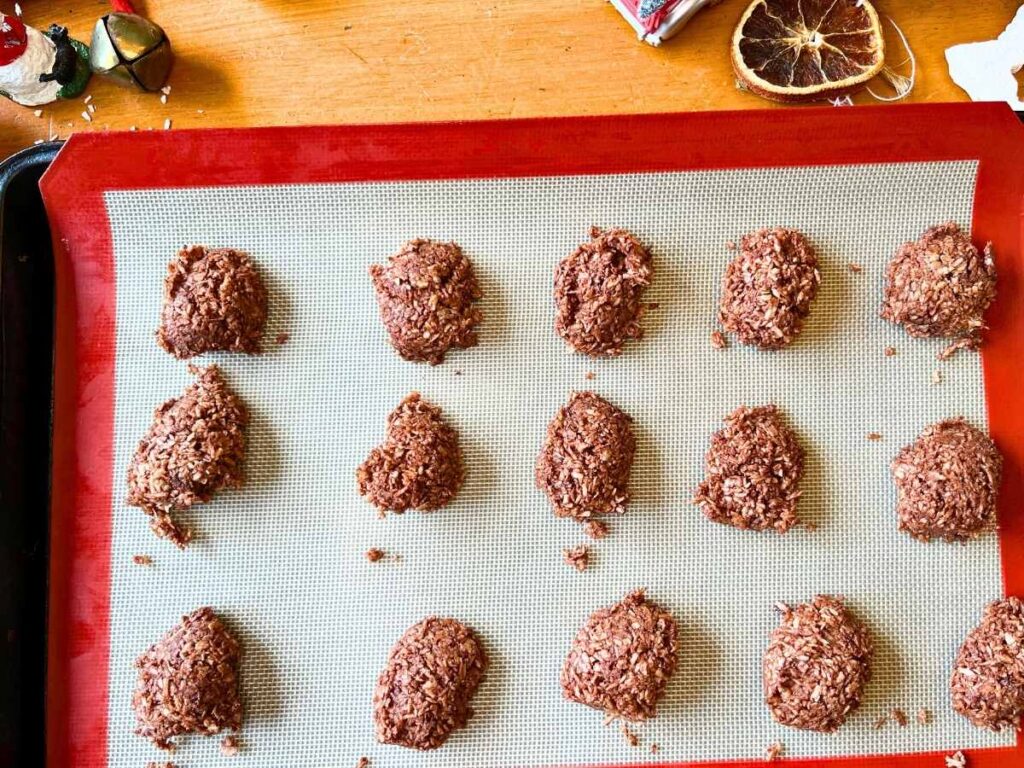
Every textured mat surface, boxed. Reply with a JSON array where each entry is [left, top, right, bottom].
[[102, 161, 1007, 766]]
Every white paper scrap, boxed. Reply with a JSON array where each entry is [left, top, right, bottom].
[[945, 4, 1024, 110]]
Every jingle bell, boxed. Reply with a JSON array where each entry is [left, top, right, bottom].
[[89, 12, 171, 91]]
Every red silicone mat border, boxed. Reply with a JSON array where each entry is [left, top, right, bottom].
[[39, 102, 1024, 768]]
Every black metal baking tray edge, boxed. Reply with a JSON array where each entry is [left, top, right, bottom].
[[0, 140, 61, 768]]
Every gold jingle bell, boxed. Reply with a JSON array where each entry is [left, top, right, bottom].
[[89, 12, 171, 91]]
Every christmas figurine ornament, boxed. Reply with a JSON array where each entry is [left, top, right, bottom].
[[610, 0, 722, 45], [0, 12, 91, 106], [89, 0, 172, 91]]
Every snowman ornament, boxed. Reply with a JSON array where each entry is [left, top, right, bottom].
[[0, 12, 90, 106]]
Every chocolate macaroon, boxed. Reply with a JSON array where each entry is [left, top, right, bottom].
[[126, 366, 248, 547], [951, 597, 1024, 731], [370, 239, 482, 365], [881, 222, 996, 343], [718, 227, 820, 350], [554, 227, 653, 357], [892, 418, 1002, 542], [157, 246, 268, 359], [373, 617, 487, 750], [536, 391, 636, 522], [561, 589, 678, 721], [133, 607, 242, 750], [763, 595, 872, 732], [694, 405, 804, 533], [357, 393, 464, 513]]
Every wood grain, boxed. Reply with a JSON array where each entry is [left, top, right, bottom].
[[1, 0, 1019, 161]]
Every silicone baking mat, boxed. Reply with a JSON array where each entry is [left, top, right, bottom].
[[39, 104, 1024, 768]]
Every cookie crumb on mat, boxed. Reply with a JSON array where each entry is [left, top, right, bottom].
[[938, 336, 980, 361], [275, 332, 290, 345], [220, 735, 240, 755], [132, 555, 153, 566], [916, 707, 931, 724], [848, 263, 863, 273], [365, 548, 385, 563], [884, 346, 897, 357], [355, 758, 370, 768], [867, 432, 882, 441], [873, 714, 888, 729], [621, 723, 639, 746], [146, 763, 176, 768], [563, 545, 590, 572], [932, 368, 943, 385], [710, 330, 727, 349], [554, 227, 653, 357], [650, 743, 660, 754], [373, 617, 487, 750], [765, 742, 784, 762], [891, 708, 909, 727], [585, 371, 596, 380], [584, 520, 609, 540], [945, 751, 967, 768]]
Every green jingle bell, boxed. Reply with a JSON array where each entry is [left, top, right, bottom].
[[89, 12, 171, 91]]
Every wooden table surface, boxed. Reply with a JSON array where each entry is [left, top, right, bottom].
[[1, 0, 1018, 161]]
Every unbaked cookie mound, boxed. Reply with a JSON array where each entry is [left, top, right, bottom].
[[157, 246, 268, 359], [892, 418, 1002, 542], [763, 595, 872, 732], [370, 239, 483, 364], [881, 222, 996, 341], [125, 366, 248, 547], [373, 617, 487, 750], [133, 607, 242, 749], [357, 393, 464, 513], [694, 405, 804, 533], [951, 597, 1024, 731], [718, 227, 820, 349], [554, 227, 653, 357], [536, 391, 635, 522], [561, 589, 678, 721]]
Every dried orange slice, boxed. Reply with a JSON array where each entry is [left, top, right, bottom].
[[732, 0, 885, 103]]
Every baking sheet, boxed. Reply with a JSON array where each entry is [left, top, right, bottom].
[[101, 160, 1009, 767]]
